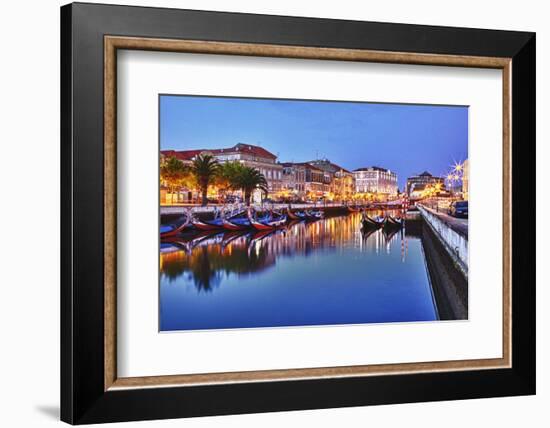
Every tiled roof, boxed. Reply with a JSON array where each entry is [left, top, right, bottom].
[[162, 143, 277, 161]]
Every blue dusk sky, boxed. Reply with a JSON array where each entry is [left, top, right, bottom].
[[160, 95, 468, 190]]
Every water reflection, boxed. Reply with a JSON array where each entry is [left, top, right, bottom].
[[160, 212, 437, 331]]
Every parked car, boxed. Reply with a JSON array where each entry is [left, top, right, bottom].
[[448, 200, 468, 218]]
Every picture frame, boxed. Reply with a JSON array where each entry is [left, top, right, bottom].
[[61, 2, 535, 424]]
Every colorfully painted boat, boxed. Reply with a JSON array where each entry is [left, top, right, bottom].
[[247, 209, 287, 230], [192, 217, 225, 230], [304, 210, 324, 221], [221, 217, 250, 231], [160, 215, 192, 238], [286, 207, 307, 220]]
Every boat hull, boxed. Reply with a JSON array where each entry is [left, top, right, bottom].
[[193, 219, 224, 231], [249, 215, 287, 230], [160, 217, 191, 238], [384, 216, 403, 228], [222, 218, 250, 231]]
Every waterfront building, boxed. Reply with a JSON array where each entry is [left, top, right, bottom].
[[353, 166, 398, 196], [462, 159, 469, 200], [308, 159, 355, 201], [281, 162, 307, 198], [406, 171, 445, 196], [161, 143, 283, 193], [301, 163, 328, 200]]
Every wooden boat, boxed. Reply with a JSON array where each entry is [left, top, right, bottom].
[[247, 209, 287, 230], [192, 217, 224, 230], [384, 215, 404, 228], [221, 216, 251, 231], [304, 210, 324, 221], [160, 215, 192, 239], [361, 213, 384, 229], [286, 207, 306, 221]]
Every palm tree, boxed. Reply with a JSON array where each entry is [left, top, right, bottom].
[[191, 154, 220, 206], [236, 166, 268, 206], [160, 156, 191, 203]]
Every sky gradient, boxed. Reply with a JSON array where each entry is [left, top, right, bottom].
[[160, 95, 468, 190]]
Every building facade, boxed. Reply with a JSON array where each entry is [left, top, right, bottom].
[[308, 159, 354, 201], [161, 143, 283, 193], [353, 166, 398, 195], [281, 162, 307, 198], [302, 163, 328, 199], [406, 171, 445, 196]]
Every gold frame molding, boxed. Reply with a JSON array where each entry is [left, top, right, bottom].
[[104, 36, 512, 391]]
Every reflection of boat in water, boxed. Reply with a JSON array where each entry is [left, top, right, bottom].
[[221, 230, 249, 250], [382, 226, 402, 243], [160, 213, 192, 238], [163, 230, 225, 253], [360, 226, 378, 240], [160, 242, 185, 253], [247, 228, 286, 257]]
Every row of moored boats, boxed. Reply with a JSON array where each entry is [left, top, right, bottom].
[[360, 211, 404, 230], [161, 207, 324, 239]]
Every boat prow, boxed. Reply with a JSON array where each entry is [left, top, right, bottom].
[[160, 215, 192, 238]]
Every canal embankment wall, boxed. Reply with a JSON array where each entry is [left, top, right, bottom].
[[415, 206, 468, 320], [417, 205, 468, 277], [419, 220, 468, 320]]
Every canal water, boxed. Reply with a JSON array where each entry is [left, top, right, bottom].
[[159, 212, 438, 331]]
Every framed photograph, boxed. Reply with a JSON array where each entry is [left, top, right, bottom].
[[61, 2, 535, 424]]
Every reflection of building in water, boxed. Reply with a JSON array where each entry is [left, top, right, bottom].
[[160, 213, 420, 292]]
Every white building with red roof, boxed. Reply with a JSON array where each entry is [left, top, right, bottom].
[[161, 143, 283, 193]]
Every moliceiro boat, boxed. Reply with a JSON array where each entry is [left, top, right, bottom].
[[247, 208, 287, 230], [304, 210, 324, 220], [361, 213, 384, 229], [287, 207, 323, 221], [160, 211, 192, 238], [286, 207, 306, 221], [193, 207, 246, 231], [384, 215, 404, 228]]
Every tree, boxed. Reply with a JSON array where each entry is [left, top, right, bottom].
[[160, 156, 191, 203], [235, 166, 268, 206], [216, 161, 245, 193], [191, 154, 220, 206]]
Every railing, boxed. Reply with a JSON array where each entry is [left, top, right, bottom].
[[418, 205, 468, 277]]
